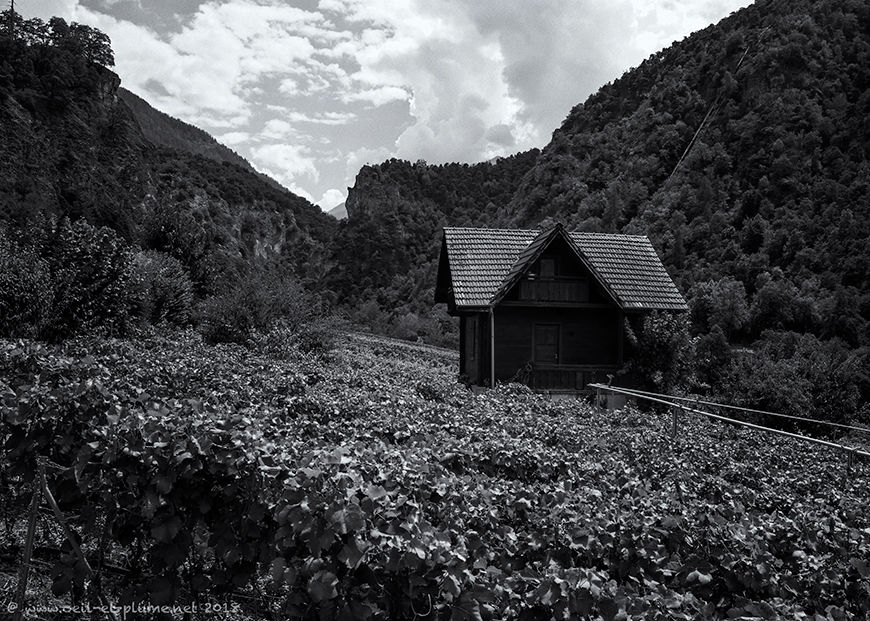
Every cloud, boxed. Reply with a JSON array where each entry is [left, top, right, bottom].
[[250, 143, 319, 188], [318, 188, 345, 209], [287, 111, 356, 125], [344, 145, 391, 183], [28, 0, 754, 210], [261, 119, 298, 140], [484, 124, 516, 148], [318, 0, 529, 163], [218, 131, 250, 145], [341, 86, 408, 106]]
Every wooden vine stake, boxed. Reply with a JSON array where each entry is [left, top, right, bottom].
[[844, 447, 854, 484], [38, 461, 120, 621], [13, 483, 40, 621], [671, 407, 679, 438]]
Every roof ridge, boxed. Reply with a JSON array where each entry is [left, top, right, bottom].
[[445, 226, 651, 239]]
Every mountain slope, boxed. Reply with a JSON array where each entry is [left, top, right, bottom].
[[0, 14, 337, 294], [326, 152, 539, 316], [119, 87, 256, 173], [334, 0, 870, 349], [503, 0, 870, 318], [118, 87, 293, 194]]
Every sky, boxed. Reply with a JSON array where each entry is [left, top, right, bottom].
[[21, 0, 753, 211]]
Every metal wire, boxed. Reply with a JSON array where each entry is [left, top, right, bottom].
[[588, 383, 870, 460], [609, 385, 870, 435]]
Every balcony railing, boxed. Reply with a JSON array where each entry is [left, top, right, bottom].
[[518, 278, 589, 302], [522, 364, 620, 391]]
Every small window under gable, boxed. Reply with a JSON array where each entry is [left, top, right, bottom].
[[539, 257, 556, 279]]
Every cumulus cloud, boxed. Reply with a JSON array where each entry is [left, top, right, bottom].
[[218, 131, 250, 145], [485, 124, 516, 148], [250, 143, 319, 187], [286, 111, 356, 125], [342, 86, 409, 106], [28, 0, 753, 210], [345, 145, 391, 183], [318, 188, 346, 209], [261, 119, 298, 140]]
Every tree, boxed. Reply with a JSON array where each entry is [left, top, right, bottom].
[[624, 311, 694, 393], [688, 276, 750, 338]]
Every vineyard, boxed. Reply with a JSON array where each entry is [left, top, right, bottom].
[[1, 330, 868, 620]]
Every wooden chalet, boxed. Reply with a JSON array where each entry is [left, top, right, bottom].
[[434, 224, 687, 391]]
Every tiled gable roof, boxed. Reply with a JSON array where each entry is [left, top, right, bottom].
[[442, 228, 535, 308], [441, 227, 687, 311]]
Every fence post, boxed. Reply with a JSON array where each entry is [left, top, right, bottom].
[[596, 387, 602, 412], [671, 407, 679, 438], [845, 447, 854, 483]]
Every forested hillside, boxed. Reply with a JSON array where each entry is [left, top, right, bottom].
[[505, 0, 869, 344], [329, 0, 869, 421], [0, 11, 336, 343], [119, 87, 256, 173], [325, 152, 539, 341], [119, 87, 293, 194]]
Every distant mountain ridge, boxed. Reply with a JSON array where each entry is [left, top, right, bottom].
[[327, 202, 347, 219], [119, 88, 255, 172], [118, 87, 294, 195]]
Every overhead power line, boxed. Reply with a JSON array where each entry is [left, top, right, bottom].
[[666, 26, 771, 183]]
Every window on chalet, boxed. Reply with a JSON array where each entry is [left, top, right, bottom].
[[529, 257, 557, 280], [539, 258, 556, 279]]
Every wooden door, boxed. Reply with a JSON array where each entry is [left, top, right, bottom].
[[534, 324, 560, 364]]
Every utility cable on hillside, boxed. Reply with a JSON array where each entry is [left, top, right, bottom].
[[5, 0, 15, 39], [666, 26, 771, 182]]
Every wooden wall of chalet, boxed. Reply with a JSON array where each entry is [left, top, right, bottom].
[[459, 313, 491, 385], [492, 307, 622, 379]]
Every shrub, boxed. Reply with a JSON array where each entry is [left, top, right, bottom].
[[258, 314, 344, 357], [694, 325, 731, 389], [291, 314, 343, 354], [624, 311, 694, 393], [142, 202, 215, 293], [0, 227, 53, 337], [38, 218, 134, 340], [749, 272, 819, 336], [199, 266, 334, 347], [197, 292, 254, 345], [719, 331, 869, 428], [687, 276, 749, 337], [131, 250, 194, 325]]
